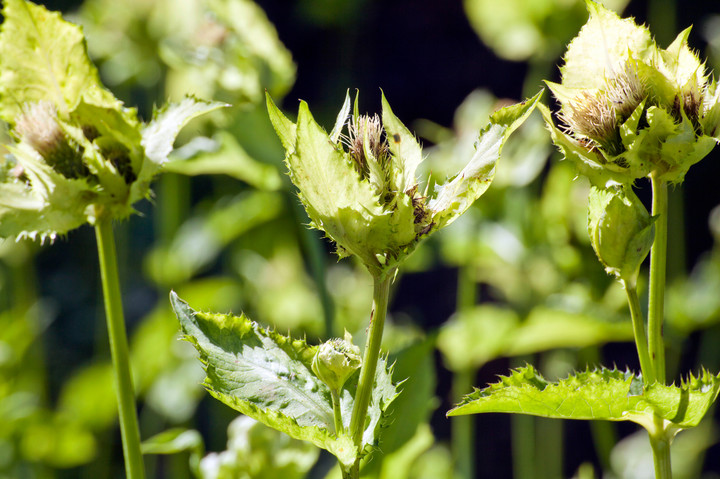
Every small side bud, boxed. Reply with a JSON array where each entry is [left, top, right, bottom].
[[312, 331, 362, 392], [587, 185, 655, 284]]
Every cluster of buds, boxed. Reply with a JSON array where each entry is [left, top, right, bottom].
[[541, 1, 720, 283], [542, 1, 720, 187], [267, 90, 540, 278]]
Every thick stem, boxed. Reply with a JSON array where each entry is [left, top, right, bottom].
[[342, 462, 359, 479], [649, 433, 672, 479], [622, 281, 655, 384], [95, 217, 145, 479], [349, 273, 392, 450], [648, 175, 668, 384]]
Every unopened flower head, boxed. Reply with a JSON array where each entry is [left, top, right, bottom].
[[268, 90, 541, 277], [542, 1, 720, 187], [0, 0, 223, 243], [13, 101, 89, 179]]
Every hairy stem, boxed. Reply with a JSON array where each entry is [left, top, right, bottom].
[[622, 281, 655, 384], [648, 175, 667, 384], [95, 216, 145, 479], [349, 272, 392, 457]]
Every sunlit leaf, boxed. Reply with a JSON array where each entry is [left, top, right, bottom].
[[449, 366, 720, 437]]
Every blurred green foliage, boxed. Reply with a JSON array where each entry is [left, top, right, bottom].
[[2, 0, 720, 478]]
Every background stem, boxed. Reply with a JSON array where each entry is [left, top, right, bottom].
[[648, 175, 668, 384], [349, 273, 392, 451], [452, 368, 476, 479], [95, 216, 145, 479]]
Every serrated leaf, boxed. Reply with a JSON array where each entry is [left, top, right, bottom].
[[0, 0, 115, 121], [170, 293, 399, 467], [429, 90, 542, 229], [448, 366, 720, 437]]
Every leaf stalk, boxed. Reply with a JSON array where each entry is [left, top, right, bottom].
[[622, 281, 655, 385]]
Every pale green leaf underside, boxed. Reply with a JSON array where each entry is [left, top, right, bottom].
[[448, 366, 720, 433], [170, 293, 399, 466]]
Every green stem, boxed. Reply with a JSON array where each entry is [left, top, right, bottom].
[[622, 281, 655, 384], [648, 175, 667, 384], [95, 216, 145, 479], [649, 432, 672, 479], [331, 389, 344, 435], [349, 272, 392, 454]]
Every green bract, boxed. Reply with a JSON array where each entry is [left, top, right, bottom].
[[0, 0, 224, 242], [587, 184, 655, 283], [268, 90, 541, 277], [542, 0, 720, 187]]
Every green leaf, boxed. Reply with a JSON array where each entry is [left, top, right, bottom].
[[170, 293, 399, 467], [0, 0, 114, 122], [199, 416, 319, 479], [141, 97, 227, 169], [142, 428, 204, 477], [429, 90, 542, 229], [360, 338, 436, 475], [437, 305, 633, 372], [448, 366, 720, 437], [164, 132, 282, 190]]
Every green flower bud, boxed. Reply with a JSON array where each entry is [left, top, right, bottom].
[[312, 331, 362, 392], [542, 1, 720, 187], [587, 184, 655, 284], [267, 90, 541, 277]]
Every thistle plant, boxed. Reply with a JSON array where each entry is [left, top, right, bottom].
[[0, 1, 222, 477], [171, 89, 539, 478], [449, 3, 720, 479]]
